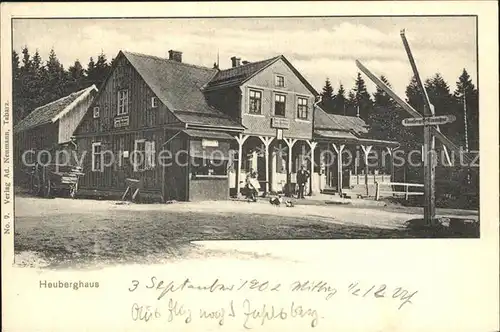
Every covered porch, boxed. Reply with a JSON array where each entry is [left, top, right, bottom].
[[229, 134, 319, 196], [313, 131, 399, 197], [313, 107, 399, 197]]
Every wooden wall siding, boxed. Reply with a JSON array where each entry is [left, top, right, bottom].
[[205, 87, 242, 122], [58, 90, 96, 143], [16, 122, 59, 156], [189, 178, 229, 201], [74, 55, 180, 137], [241, 59, 314, 139], [14, 122, 59, 174], [163, 133, 188, 201], [77, 129, 165, 193]]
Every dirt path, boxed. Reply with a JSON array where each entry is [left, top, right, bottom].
[[13, 197, 479, 269]]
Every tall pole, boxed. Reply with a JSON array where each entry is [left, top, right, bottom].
[[423, 106, 436, 224], [463, 91, 469, 153], [463, 91, 471, 185]]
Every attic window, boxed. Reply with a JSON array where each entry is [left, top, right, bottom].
[[93, 106, 100, 118], [151, 97, 158, 108], [117, 89, 129, 115], [275, 75, 285, 88]]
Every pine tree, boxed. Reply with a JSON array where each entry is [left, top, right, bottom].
[[32, 50, 42, 72], [44, 48, 67, 104], [405, 75, 424, 113], [320, 78, 335, 113], [21, 46, 31, 71], [67, 59, 86, 93], [352, 72, 372, 119], [18, 47, 35, 121], [86, 56, 97, 86], [346, 90, 357, 116], [454, 69, 478, 150], [425, 73, 456, 141], [373, 75, 392, 106], [94, 51, 111, 87], [12, 51, 22, 124], [12, 50, 20, 80], [334, 83, 346, 115], [368, 75, 418, 148]]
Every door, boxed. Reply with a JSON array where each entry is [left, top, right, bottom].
[[324, 146, 337, 190], [163, 135, 188, 201]]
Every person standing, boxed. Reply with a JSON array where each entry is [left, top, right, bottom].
[[296, 165, 310, 199]]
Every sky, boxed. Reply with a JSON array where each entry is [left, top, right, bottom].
[[13, 17, 477, 97]]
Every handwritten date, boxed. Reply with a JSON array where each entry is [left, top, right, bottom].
[[347, 282, 418, 309]]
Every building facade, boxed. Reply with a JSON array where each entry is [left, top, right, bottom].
[[14, 85, 98, 181], [73, 50, 397, 201]]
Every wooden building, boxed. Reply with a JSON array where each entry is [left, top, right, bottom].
[[14, 85, 98, 180], [73, 51, 244, 201], [312, 107, 399, 197], [73, 50, 399, 201], [204, 55, 318, 195]]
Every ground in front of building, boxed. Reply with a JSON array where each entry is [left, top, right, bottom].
[[13, 196, 478, 269]]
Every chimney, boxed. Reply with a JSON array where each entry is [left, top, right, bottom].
[[231, 56, 241, 68], [168, 50, 183, 62]]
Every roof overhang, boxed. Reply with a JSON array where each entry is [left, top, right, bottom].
[[51, 85, 98, 122], [314, 129, 399, 147], [182, 129, 237, 141]]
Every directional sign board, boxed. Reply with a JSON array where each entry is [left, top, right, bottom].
[[402, 115, 456, 127]]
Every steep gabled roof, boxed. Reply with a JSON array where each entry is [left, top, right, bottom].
[[14, 85, 97, 133], [205, 55, 318, 96], [122, 51, 243, 130], [205, 56, 280, 90]]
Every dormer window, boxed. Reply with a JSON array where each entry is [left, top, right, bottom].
[[151, 97, 158, 108], [275, 75, 285, 88], [93, 106, 100, 118]]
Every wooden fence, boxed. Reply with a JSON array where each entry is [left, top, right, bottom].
[[375, 181, 424, 201]]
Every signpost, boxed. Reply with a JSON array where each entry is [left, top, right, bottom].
[[402, 115, 456, 127], [356, 29, 468, 226]]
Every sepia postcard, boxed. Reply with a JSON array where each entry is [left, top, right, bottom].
[[1, 2, 498, 331]]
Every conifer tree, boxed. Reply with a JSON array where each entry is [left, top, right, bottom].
[[351, 72, 372, 119], [334, 83, 346, 115], [320, 78, 335, 113], [453, 69, 478, 150]]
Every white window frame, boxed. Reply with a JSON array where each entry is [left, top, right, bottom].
[[91, 142, 103, 172], [297, 97, 309, 120], [133, 139, 146, 172], [93, 106, 100, 118], [133, 139, 156, 172], [117, 89, 129, 115], [274, 93, 286, 117], [248, 89, 262, 115], [275, 75, 285, 88], [145, 140, 156, 170], [151, 96, 158, 108]]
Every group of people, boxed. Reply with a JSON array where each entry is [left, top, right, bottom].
[[244, 165, 310, 201]]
